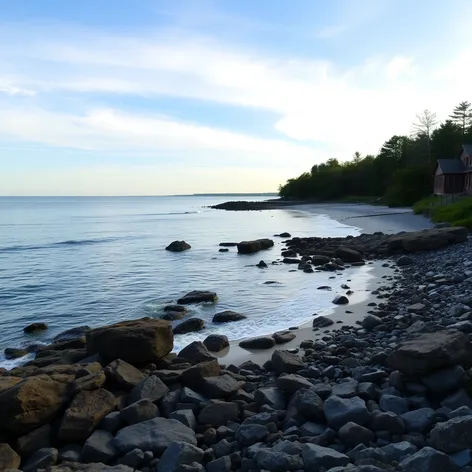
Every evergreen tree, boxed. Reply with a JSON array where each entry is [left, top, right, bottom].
[[450, 101, 472, 135], [413, 109, 437, 163]]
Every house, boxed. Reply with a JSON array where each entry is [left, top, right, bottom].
[[434, 144, 472, 195]]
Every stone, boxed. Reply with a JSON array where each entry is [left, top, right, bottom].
[[181, 360, 221, 390], [387, 330, 472, 376], [407, 303, 426, 313], [4, 348, 28, 359], [198, 374, 244, 398], [115, 448, 145, 468], [177, 291, 218, 304], [379, 394, 409, 415], [0, 377, 67, 435], [276, 374, 313, 394], [178, 341, 215, 364], [400, 408, 436, 433], [397, 255, 413, 266], [441, 389, 472, 410], [181, 387, 207, 405], [236, 424, 268, 446], [239, 336, 275, 350], [255, 387, 285, 410], [157, 442, 204, 472], [53, 326, 91, 343], [324, 395, 370, 429], [380, 441, 417, 462], [335, 247, 364, 263], [58, 389, 117, 442], [0, 443, 21, 470], [271, 350, 305, 375], [120, 399, 159, 425], [127, 375, 169, 404], [430, 416, 472, 453], [370, 412, 405, 434], [203, 335, 229, 352], [114, 417, 197, 455], [81, 430, 117, 464], [22, 447, 58, 472], [422, 366, 465, 393], [24, 322, 48, 333], [398, 446, 460, 472], [338, 422, 374, 447], [206, 456, 232, 472], [362, 315, 382, 330], [105, 359, 145, 390], [312, 316, 334, 328], [333, 295, 349, 305], [198, 401, 239, 427], [71, 371, 106, 394], [272, 330, 296, 344], [100, 412, 123, 433], [0, 376, 23, 394], [255, 449, 304, 471], [16, 424, 52, 457], [286, 388, 324, 422], [212, 311, 247, 323], [86, 318, 173, 364], [166, 240, 191, 252], [174, 318, 205, 335], [58, 444, 82, 463], [332, 379, 358, 399], [302, 443, 350, 470], [170, 410, 196, 430]]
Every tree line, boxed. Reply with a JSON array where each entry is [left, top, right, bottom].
[[279, 101, 472, 206]]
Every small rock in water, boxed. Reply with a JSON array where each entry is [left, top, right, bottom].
[[332, 295, 349, 305], [23, 322, 48, 334], [256, 260, 268, 268], [165, 240, 191, 252], [218, 248, 229, 252]]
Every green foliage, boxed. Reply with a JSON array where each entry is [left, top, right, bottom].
[[412, 196, 439, 214], [429, 197, 472, 225], [279, 99, 472, 205]]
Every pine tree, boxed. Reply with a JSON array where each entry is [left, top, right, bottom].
[[450, 101, 472, 135]]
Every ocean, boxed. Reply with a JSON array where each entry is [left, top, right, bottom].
[[0, 195, 368, 368]]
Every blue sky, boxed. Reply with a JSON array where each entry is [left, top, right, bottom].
[[1, 0, 471, 195]]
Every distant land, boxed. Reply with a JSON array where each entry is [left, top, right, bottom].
[[190, 193, 278, 197]]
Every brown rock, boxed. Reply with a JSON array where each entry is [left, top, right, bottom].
[[58, 389, 117, 442], [203, 334, 229, 352], [23, 322, 48, 333], [16, 424, 52, 457], [105, 360, 145, 390], [178, 341, 215, 364], [0, 376, 23, 394], [0, 443, 21, 469], [272, 350, 305, 375], [71, 371, 106, 394], [86, 318, 173, 364], [388, 330, 472, 376], [181, 360, 221, 390], [173, 318, 205, 335], [0, 377, 68, 435]]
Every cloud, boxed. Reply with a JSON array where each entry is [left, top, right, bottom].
[[0, 79, 36, 96]]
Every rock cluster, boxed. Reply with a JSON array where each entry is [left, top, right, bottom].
[[3, 232, 472, 471]]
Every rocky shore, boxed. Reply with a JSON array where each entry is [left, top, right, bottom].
[[2, 226, 472, 471]]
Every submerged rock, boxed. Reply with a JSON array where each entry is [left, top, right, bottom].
[[239, 336, 276, 350], [173, 318, 205, 335], [212, 311, 247, 323], [24, 322, 48, 334], [332, 295, 349, 305], [177, 291, 218, 304], [203, 334, 229, 352], [165, 240, 191, 252]]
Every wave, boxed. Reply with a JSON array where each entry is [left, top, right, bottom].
[[0, 236, 125, 253]]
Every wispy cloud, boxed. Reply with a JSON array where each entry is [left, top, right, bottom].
[[0, 79, 36, 96]]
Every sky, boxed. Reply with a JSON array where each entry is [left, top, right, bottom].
[[1, 0, 472, 195]]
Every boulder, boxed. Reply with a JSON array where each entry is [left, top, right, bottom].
[[72, 371, 106, 394], [272, 330, 296, 344], [58, 389, 117, 442], [105, 360, 145, 390], [173, 318, 205, 335], [429, 416, 472, 453], [4, 348, 28, 359], [53, 326, 91, 343], [127, 376, 169, 405], [397, 255, 413, 266], [170, 410, 196, 430], [203, 335, 229, 352], [81, 430, 118, 464], [286, 388, 324, 422], [255, 387, 285, 410], [114, 417, 197, 455], [0, 443, 21, 470], [324, 395, 370, 429], [198, 401, 239, 427], [332, 295, 349, 305], [219, 242, 237, 247], [276, 374, 314, 395], [177, 291, 217, 304], [398, 446, 460, 472], [0, 377, 68, 435], [212, 311, 247, 323], [0, 376, 23, 394], [24, 322, 48, 333], [338, 422, 374, 447], [255, 449, 304, 471], [335, 247, 364, 263], [237, 239, 274, 254], [22, 447, 58, 472], [272, 350, 305, 375], [239, 336, 275, 350], [256, 260, 268, 268], [197, 374, 244, 398], [312, 316, 334, 328], [387, 330, 472, 376], [178, 341, 215, 364], [362, 314, 382, 330], [16, 424, 52, 457], [120, 399, 159, 425], [236, 424, 268, 446], [165, 240, 191, 252], [181, 360, 221, 390], [157, 442, 204, 472], [302, 444, 350, 470], [400, 408, 436, 433], [422, 365, 465, 393], [86, 318, 173, 364]]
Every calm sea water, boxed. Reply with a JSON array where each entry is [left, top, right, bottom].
[[0, 196, 366, 368]]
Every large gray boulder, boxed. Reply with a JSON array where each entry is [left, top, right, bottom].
[[177, 291, 217, 304], [198, 401, 239, 427], [114, 417, 197, 455], [271, 350, 305, 375], [398, 446, 460, 472], [127, 375, 169, 405], [157, 442, 204, 472], [302, 443, 350, 470], [255, 449, 304, 471], [165, 241, 191, 252], [429, 416, 472, 453], [81, 430, 117, 464], [387, 330, 472, 376], [324, 395, 370, 429]]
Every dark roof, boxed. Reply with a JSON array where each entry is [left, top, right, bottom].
[[437, 158, 466, 174], [463, 144, 472, 156]]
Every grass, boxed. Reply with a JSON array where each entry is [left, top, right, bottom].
[[333, 195, 385, 205], [413, 195, 472, 229]]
